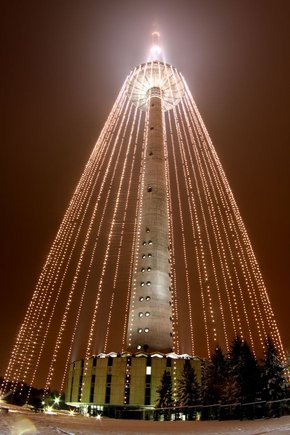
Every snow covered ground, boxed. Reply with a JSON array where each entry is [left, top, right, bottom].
[[1, 409, 290, 434]]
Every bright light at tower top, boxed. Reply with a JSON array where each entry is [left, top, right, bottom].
[[148, 31, 163, 62]]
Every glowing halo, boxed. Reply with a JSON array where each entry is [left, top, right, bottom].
[[150, 44, 162, 58], [126, 61, 185, 111]]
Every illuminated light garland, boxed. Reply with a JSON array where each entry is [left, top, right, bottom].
[[179, 96, 236, 351], [41, 87, 130, 397], [104, 106, 142, 352], [80, 98, 140, 399], [167, 108, 195, 355], [181, 76, 285, 361], [1, 59, 286, 399]]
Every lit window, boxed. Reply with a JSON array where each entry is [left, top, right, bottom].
[[144, 328, 149, 333], [148, 240, 153, 245], [146, 228, 150, 233], [138, 312, 143, 317], [147, 267, 151, 272], [146, 366, 151, 375], [141, 268, 145, 273], [142, 241, 147, 246], [140, 282, 145, 287], [146, 296, 151, 301], [142, 254, 146, 259], [139, 297, 144, 302], [145, 312, 150, 317], [137, 345, 141, 350], [148, 253, 152, 258], [146, 281, 151, 286], [138, 328, 142, 333]]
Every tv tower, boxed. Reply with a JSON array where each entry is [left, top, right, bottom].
[[1, 33, 285, 410], [126, 32, 183, 353]]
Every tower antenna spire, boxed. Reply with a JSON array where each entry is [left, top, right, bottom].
[[149, 30, 162, 61]]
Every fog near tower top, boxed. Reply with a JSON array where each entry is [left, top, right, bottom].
[[0, 0, 289, 383]]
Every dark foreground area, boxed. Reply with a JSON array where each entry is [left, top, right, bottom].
[[1, 409, 290, 434]]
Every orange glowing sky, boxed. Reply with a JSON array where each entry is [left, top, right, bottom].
[[1, 0, 289, 381]]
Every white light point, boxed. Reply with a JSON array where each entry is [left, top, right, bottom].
[[149, 31, 163, 61], [150, 44, 162, 59]]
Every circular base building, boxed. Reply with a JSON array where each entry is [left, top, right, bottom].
[[66, 352, 201, 418]]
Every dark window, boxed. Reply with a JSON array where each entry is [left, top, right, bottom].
[[90, 375, 96, 402], [105, 386, 111, 404], [145, 391, 151, 405], [106, 374, 112, 384], [108, 357, 113, 367]]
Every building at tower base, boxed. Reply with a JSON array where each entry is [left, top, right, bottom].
[[66, 352, 201, 418]]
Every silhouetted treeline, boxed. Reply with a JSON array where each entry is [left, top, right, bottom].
[[155, 336, 289, 420], [203, 336, 287, 405]]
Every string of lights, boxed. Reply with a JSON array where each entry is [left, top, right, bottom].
[[1, 60, 285, 399]]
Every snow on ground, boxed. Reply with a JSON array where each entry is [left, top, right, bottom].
[[0, 410, 290, 434]]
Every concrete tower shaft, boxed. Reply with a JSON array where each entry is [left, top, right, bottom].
[[127, 87, 172, 353]]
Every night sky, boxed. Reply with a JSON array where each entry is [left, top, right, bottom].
[[1, 0, 289, 378]]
